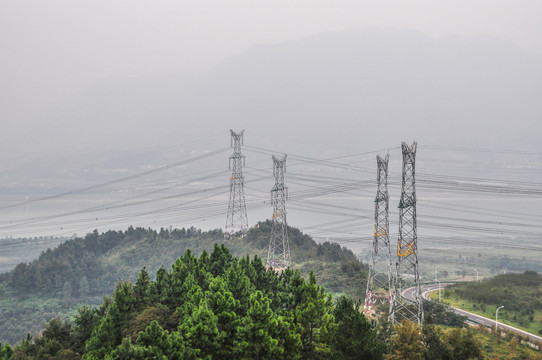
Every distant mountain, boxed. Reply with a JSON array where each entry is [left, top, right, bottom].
[[7, 27, 542, 160]]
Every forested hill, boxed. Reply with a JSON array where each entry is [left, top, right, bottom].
[[0, 221, 366, 344], [0, 246, 384, 359], [0, 245, 495, 360]]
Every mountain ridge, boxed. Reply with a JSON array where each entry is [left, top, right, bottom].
[[6, 27, 542, 161]]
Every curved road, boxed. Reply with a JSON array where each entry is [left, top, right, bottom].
[[403, 283, 542, 344]]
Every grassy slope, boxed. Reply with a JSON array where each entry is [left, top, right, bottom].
[[428, 273, 542, 337], [0, 222, 367, 344], [429, 291, 542, 337]]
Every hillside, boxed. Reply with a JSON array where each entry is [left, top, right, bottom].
[[0, 246, 383, 359], [442, 272, 542, 336], [0, 246, 493, 360], [0, 222, 366, 344]]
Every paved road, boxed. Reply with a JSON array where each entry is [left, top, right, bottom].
[[402, 283, 542, 344]]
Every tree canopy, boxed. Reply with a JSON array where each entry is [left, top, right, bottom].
[[7, 245, 383, 360]]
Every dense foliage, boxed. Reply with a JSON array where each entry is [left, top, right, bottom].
[[0, 223, 367, 344], [386, 321, 483, 360], [1, 246, 383, 359], [0, 244, 495, 359], [245, 221, 367, 297], [422, 300, 467, 328], [1, 224, 525, 358]]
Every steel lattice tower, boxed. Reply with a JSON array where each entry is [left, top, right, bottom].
[[364, 154, 394, 315], [390, 141, 423, 325], [267, 155, 291, 270], [225, 130, 248, 237]]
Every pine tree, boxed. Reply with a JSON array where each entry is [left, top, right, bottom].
[[109, 282, 137, 337], [180, 300, 222, 359], [134, 267, 150, 308], [235, 291, 282, 360], [224, 260, 254, 315], [295, 271, 335, 360], [83, 315, 117, 359], [333, 296, 384, 360], [135, 321, 176, 358], [175, 273, 205, 322], [105, 337, 147, 360], [209, 244, 233, 277], [205, 276, 241, 358]]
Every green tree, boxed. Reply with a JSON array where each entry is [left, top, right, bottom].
[[295, 271, 335, 360], [54, 349, 80, 360], [22, 317, 76, 360], [247, 255, 284, 308], [209, 244, 233, 277], [105, 337, 147, 360], [235, 291, 282, 359], [161, 254, 197, 309], [179, 300, 222, 359], [205, 276, 241, 358], [0, 342, 13, 360], [133, 267, 150, 308], [273, 312, 302, 360], [147, 266, 168, 305], [423, 300, 466, 328], [73, 306, 100, 354], [109, 282, 137, 334], [84, 315, 117, 359], [134, 321, 178, 359], [422, 325, 452, 360], [224, 261, 253, 315], [443, 328, 483, 360], [41, 317, 74, 350], [284, 270, 305, 311], [123, 304, 179, 339], [386, 320, 425, 360], [174, 273, 205, 323], [332, 296, 384, 360]]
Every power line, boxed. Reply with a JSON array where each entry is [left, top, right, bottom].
[[0, 147, 230, 210]]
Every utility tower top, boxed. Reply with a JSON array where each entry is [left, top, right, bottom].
[[230, 129, 244, 147]]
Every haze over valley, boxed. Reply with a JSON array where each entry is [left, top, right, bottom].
[[1, 2, 542, 357]]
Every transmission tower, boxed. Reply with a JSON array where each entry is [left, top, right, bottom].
[[225, 129, 248, 237], [267, 155, 291, 270], [364, 154, 394, 316], [390, 141, 423, 325]]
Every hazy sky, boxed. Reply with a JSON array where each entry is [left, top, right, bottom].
[[2, 0, 542, 115]]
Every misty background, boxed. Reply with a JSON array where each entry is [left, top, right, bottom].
[[1, 1, 541, 269]]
